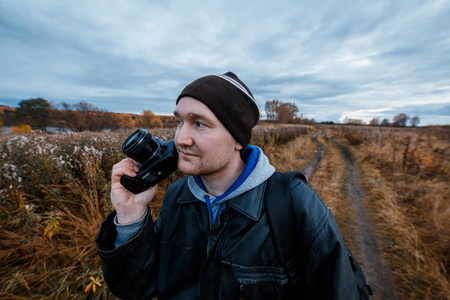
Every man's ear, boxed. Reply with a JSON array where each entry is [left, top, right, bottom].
[[235, 142, 243, 151]]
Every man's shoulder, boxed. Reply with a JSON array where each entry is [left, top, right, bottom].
[[293, 181, 329, 215], [265, 172, 330, 220]]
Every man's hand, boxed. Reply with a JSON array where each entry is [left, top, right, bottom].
[[111, 158, 158, 224]]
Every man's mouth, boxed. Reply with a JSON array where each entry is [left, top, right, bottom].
[[178, 150, 198, 157]]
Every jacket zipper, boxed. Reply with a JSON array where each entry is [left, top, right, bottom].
[[213, 209, 233, 299], [198, 207, 233, 299], [239, 284, 244, 300], [198, 199, 212, 298]]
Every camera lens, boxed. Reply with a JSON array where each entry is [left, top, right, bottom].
[[122, 129, 159, 163]]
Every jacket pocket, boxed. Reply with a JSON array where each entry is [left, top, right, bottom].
[[223, 262, 290, 299], [232, 264, 289, 284]]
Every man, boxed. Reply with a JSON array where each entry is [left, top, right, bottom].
[[96, 72, 362, 299]]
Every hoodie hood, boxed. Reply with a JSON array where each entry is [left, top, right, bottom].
[[187, 145, 275, 224]]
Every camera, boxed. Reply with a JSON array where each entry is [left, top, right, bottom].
[[120, 129, 178, 194]]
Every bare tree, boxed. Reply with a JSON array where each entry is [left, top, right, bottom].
[[369, 118, 379, 126], [381, 118, 390, 126], [410, 116, 420, 127], [393, 113, 408, 127], [264, 100, 299, 123], [264, 100, 279, 121]]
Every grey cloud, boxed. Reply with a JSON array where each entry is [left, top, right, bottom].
[[395, 103, 450, 116], [1, 0, 449, 126]]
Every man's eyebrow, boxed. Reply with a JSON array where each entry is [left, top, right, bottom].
[[173, 111, 213, 122], [188, 113, 211, 121]]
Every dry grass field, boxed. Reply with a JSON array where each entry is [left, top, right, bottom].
[[0, 126, 306, 299], [0, 124, 448, 299], [325, 125, 450, 299]]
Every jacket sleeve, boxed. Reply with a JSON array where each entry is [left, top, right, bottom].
[[95, 209, 160, 300], [291, 179, 360, 300], [114, 209, 148, 248]]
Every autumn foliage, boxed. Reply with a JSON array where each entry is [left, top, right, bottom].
[[0, 126, 307, 299], [11, 124, 32, 134], [0, 124, 448, 299], [1, 99, 168, 132]]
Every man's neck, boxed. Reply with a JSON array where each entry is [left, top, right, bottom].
[[200, 158, 245, 197]]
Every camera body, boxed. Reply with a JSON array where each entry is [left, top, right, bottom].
[[120, 129, 178, 194]]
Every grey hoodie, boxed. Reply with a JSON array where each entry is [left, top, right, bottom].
[[188, 145, 275, 221]]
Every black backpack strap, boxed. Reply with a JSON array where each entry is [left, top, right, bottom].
[[346, 246, 374, 298], [265, 171, 373, 298], [265, 171, 306, 278]]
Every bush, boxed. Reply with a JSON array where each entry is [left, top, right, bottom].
[[11, 124, 32, 134]]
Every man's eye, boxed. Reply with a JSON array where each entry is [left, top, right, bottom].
[[196, 122, 205, 128], [176, 120, 183, 126]]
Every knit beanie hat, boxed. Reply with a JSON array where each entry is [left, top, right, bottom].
[[176, 72, 260, 148]]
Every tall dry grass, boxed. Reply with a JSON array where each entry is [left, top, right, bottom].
[[4, 124, 447, 299], [0, 125, 309, 299], [262, 126, 317, 173], [0, 131, 131, 299], [326, 125, 450, 299]]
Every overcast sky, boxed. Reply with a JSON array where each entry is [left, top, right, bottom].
[[1, 0, 450, 126]]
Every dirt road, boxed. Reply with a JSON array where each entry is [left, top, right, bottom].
[[334, 142, 398, 299], [299, 130, 324, 180], [301, 131, 398, 299]]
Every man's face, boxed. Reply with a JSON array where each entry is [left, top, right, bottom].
[[173, 97, 243, 177]]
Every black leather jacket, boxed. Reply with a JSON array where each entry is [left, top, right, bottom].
[[96, 177, 359, 300]]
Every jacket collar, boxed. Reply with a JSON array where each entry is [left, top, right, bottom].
[[177, 180, 266, 221], [227, 181, 266, 221], [176, 183, 197, 204]]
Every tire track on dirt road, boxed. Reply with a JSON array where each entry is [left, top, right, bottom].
[[332, 139, 398, 300], [299, 130, 324, 180], [301, 130, 398, 299]]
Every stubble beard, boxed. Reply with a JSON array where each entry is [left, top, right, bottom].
[[177, 154, 229, 178]]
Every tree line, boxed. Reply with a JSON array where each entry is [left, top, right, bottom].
[[0, 97, 422, 132], [264, 100, 316, 125], [265, 100, 421, 127], [0, 98, 176, 132], [345, 113, 420, 127]]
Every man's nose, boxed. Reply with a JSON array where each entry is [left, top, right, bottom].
[[175, 124, 194, 147]]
